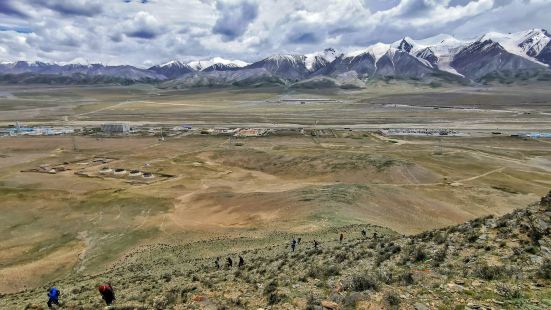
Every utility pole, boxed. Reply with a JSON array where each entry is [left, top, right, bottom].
[[72, 135, 78, 152], [159, 128, 165, 141]]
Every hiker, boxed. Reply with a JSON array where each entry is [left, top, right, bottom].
[[98, 283, 115, 306], [215, 257, 220, 270], [313, 240, 319, 250], [227, 257, 233, 268], [361, 230, 367, 238], [291, 239, 297, 252], [238, 255, 244, 268], [297, 237, 302, 244], [339, 233, 344, 243], [47, 287, 60, 308]]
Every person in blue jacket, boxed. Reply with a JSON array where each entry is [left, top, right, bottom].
[[47, 287, 60, 308]]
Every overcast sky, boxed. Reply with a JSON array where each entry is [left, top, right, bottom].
[[0, 0, 550, 67]]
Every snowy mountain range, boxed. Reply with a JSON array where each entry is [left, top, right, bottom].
[[1, 29, 550, 86]]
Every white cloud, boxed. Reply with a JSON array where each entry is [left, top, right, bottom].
[[0, 0, 549, 67]]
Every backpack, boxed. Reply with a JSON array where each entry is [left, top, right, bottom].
[[48, 288, 59, 298], [99, 285, 112, 294]]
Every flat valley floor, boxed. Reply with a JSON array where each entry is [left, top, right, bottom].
[[1, 83, 550, 294]]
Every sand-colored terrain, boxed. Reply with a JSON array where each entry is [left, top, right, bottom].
[[1, 132, 550, 293], [1, 84, 550, 294]]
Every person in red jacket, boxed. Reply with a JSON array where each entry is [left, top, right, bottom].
[[98, 283, 115, 305]]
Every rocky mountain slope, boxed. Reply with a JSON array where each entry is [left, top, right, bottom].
[[3, 191, 551, 309], [1, 29, 550, 86], [0, 62, 166, 83]]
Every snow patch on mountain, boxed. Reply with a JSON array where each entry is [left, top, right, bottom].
[[347, 43, 392, 62], [188, 57, 248, 71], [477, 29, 549, 66], [304, 48, 338, 71]]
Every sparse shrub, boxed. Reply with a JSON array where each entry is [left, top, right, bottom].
[[263, 279, 278, 296], [376, 269, 393, 285], [343, 292, 365, 308], [432, 248, 447, 266], [335, 251, 348, 263], [324, 265, 341, 277], [305, 294, 320, 310], [397, 271, 414, 286], [466, 232, 479, 243], [348, 274, 379, 292], [307, 265, 340, 279], [496, 284, 523, 299], [262, 278, 284, 303], [512, 247, 523, 256], [165, 288, 179, 304], [230, 297, 243, 306], [388, 244, 401, 254], [413, 247, 427, 262], [383, 291, 401, 309], [267, 292, 283, 305], [475, 263, 506, 280], [539, 258, 551, 279], [525, 245, 539, 254], [375, 252, 392, 266], [152, 295, 168, 309], [526, 218, 543, 245], [161, 272, 172, 282]]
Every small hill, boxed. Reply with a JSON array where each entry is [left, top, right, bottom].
[[3, 192, 551, 309]]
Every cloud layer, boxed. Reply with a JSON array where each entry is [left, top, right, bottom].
[[0, 0, 550, 67]]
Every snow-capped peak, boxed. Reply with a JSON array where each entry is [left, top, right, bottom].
[[393, 37, 417, 53], [476, 29, 549, 64], [346, 43, 393, 62], [416, 34, 462, 47], [159, 60, 189, 68], [188, 57, 248, 71], [304, 48, 338, 71], [516, 28, 550, 57], [367, 43, 393, 61]]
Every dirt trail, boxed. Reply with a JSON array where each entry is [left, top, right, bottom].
[[457, 167, 505, 182]]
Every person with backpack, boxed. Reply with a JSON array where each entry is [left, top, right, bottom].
[[47, 287, 60, 308], [98, 283, 115, 305], [313, 240, 319, 250], [226, 257, 233, 268]]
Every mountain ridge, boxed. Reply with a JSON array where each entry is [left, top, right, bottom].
[[1, 29, 550, 86]]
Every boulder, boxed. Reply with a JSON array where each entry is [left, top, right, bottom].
[[321, 300, 341, 310]]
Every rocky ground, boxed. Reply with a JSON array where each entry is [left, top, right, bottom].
[[3, 192, 551, 309]]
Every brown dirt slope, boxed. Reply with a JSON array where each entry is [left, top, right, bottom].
[[3, 192, 551, 309]]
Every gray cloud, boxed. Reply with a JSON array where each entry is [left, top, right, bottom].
[[36, 0, 103, 17], [123, 11, 164, 39], [449, 0, 473, 6], [397, 0, 439, 18], [287, 32, 322, 44], [362, 0, 401, 12], [0, 1, 28, 18], [0, 0, 549, 67], [212, 1, 258, 40]]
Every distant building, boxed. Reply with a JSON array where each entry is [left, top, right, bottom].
[[522, 132, 551, 139], [236, 128, 267, 137], [101, 123, 129, 134]]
